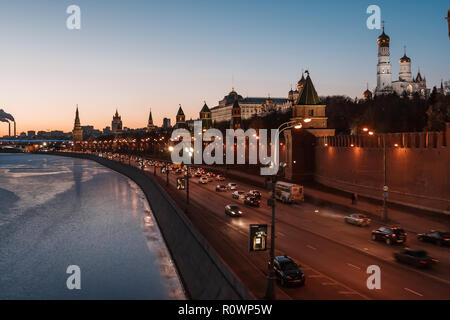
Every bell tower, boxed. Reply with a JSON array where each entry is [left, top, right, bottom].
[[376, 22, 392, 94]]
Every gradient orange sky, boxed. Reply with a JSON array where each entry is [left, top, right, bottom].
[[0, 0, 448, 136]]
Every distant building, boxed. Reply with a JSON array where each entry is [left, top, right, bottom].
[[199, 102, 212, 130], [162, 117, 171, 130], [72, 107, 83, 142], [210, 88, 289, 124], [27, 130, 35, 138], [146, 109, 155, 132], [230, 99, 242, 129], [111, 109, 123, 134], [173, 105, 186, 129], [103, 126, 112, 135]]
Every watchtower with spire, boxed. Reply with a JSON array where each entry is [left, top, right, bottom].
[[146, 109, 155, 132], [230, 99, 241, 129], [72, 105, 83, 143], [199, 101, 212, 130], [174, 104, 186, 129]]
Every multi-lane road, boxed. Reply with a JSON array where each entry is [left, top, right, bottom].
[[137, 160, 450, 300]]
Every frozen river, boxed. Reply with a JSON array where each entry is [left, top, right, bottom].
[[0, 153, 184, 299]]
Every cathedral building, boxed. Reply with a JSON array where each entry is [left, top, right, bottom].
[[72, 106, 83, 143], [111, 109, 123, 134], [371, 25, 429, 98]]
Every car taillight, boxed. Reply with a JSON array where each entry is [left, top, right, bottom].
[[432, 259, 439, 262], [419, 260, 427, 264]]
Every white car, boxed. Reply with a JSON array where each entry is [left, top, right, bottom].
[[232, 190, 246, 200], [216, 175, 225, 181], [227, 182, 237, 190], [198, 176, 208, 184]]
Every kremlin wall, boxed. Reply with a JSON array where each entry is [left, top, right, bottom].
[[314, 124, 450, 214]]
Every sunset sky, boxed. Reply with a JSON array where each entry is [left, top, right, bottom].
[[0, 0, 448, 136]]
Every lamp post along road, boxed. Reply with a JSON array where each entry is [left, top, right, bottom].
[[264, 118, 309, 300], [382, 135, 388, 221]]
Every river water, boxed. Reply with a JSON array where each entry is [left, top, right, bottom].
[[0, 153, 185, 299]]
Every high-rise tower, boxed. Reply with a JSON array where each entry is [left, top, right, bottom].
[[112, 109, 123, 134], [72, 106, 83, 143], [376, 23, 393, 95]]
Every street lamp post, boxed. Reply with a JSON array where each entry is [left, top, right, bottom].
[[166, 161, 169, 186], [185, 147, 194, 205], [382, 135, 388, 222], [264, 119, 309, 300], [363, 128, 388, 222]]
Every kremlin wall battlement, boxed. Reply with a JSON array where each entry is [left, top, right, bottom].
[[313, 124, 450, 214]]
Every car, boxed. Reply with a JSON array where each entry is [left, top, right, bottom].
[[417, 231, 450, 246], [195, 171, 202, 177], [175, 168, 183, 175], [271, 255, 305, 287], [216, 184, 227, 192], [244, 196, 260, 207], [344, 213, 371, 227], [227, 182, 237, 190], [248, 190, 262, 200], [198, 176, 208, 184], [232, 190, 246, 200], [225, 204, 242, 217], [371, 226, 407, 245], [394, 249, 439, 268], [216, 175, 225, 181]]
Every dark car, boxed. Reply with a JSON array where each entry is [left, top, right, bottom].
[[271, 256, 305, 287], [244, 196, 260, 207], [216, 184, 227, 192], [417, 231, 450, 246], [371, 226, 407, 245], [394, 249, 439, 268], [225, 204, 242, 217], [248, 190, 262, 200]]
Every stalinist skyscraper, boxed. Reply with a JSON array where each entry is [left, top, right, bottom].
[[72, 106, 83, 143]]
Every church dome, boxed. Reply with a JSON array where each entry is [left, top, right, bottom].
[[400, 54, 410, 63], [377, 29, 390, 47], [363, 89, 373, 100]]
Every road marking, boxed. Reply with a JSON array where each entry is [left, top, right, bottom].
[[346, 263, 361, 270], [306, 244, 317, 250], [363, 248, 369, 251], [404, 288, 423, 297], [277, 232, 286, 237], [338, 291, 359, 295], [307, 274, 324, 278], [321, 282, 337, 286]]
